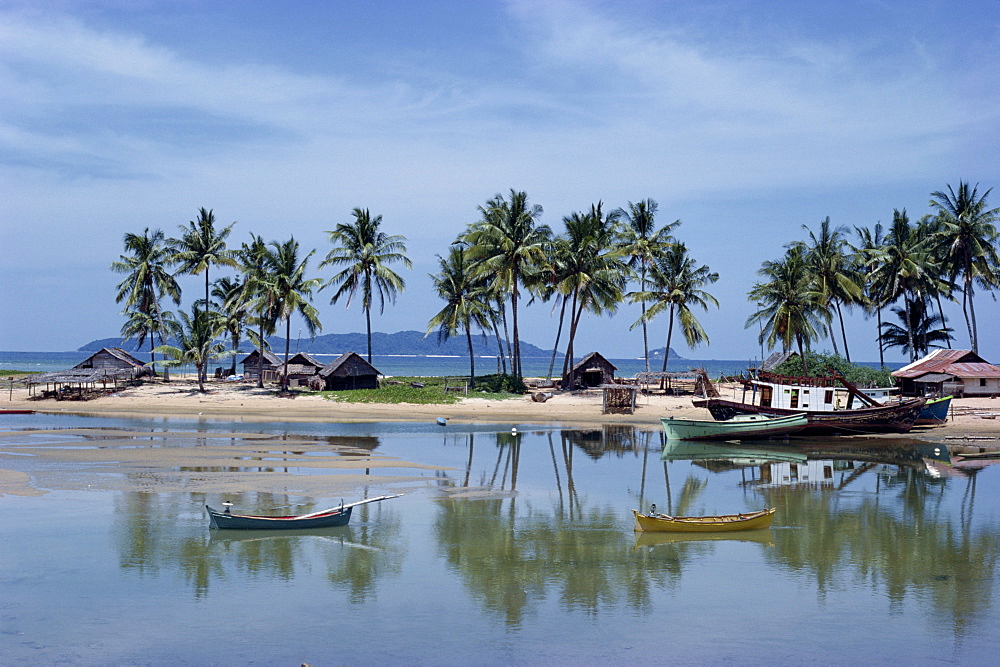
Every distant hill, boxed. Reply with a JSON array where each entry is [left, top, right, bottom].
[[80, 331, 682, 360]]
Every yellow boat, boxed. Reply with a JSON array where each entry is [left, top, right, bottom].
[[632, 507, 776, 532]]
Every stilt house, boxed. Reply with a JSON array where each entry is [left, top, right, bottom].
[[240, 349, 283, 382], [74, 348, 152, 379]]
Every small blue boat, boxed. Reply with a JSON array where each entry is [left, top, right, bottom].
[[915, 395, 952, 425], [207, 494, 401, 530]]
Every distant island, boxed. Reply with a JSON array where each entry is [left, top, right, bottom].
[[80, 330, 684, 360]]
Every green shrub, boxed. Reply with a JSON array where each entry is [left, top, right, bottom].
[[772, 351, 895, 388]]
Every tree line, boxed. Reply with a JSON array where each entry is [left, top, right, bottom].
[[111, 194, 719, 391], [747, 181, 999, 375], [111, 180, 996, 392]]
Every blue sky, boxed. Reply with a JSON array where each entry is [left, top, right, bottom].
[[1, 0, 998, 363]]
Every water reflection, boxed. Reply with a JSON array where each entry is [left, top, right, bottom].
[[96, 424, 1000, 658], [113, 490, 404, 601]]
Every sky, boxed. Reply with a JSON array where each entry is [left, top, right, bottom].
[[2, 0, 998, 363]]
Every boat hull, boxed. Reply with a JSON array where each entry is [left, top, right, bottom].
[[692, 397, 925, 435], [207, 505, 352, 529], [632, 508, 776, 532], [660, 414, 807, 441], [915, 396, 952, 425]]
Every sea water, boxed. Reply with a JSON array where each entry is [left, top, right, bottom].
[[0, 412, 997, 664]]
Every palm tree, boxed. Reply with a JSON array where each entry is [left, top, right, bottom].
[[211, 276, 248, 376], [879, 297, 953, 360], [868, 210, 947, 362], [461, 190, 550, 380], [851, 222, 887, 366], [795, 217, 862, 362], [153, 306, 229, 393], [426, 245, 494, 388], [554, 203, 628, 384], [929, 181, 1000, 354], [321, 208, 411, 363], [615, 199, 679, 372], [746, 245, 826, 375], [237, 234, 280, 388], [632, 242, 719, 373], [111, 228, 181, 372], [262, 237, 323, 391], [170, 208, 238, 312]]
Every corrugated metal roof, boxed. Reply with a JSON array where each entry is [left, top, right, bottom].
[[892, 349, 992, 378], [949, 363, 1000, 378]]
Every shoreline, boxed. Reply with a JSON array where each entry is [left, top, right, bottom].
[[4, 379, 1000, 439], [4, 379, 1000, 498]]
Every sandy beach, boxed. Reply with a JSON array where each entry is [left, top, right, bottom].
[[4, 378, 1000, 437]]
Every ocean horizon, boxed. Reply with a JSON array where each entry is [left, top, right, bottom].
[[0, 350, 901, 379]]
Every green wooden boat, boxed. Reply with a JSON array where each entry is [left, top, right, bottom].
[[661, 413, 808, 441]]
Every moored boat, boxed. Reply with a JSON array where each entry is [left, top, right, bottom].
[[915, 395, 952, 425], [693, 371, 925, 435], [206, 494, 401, 530], [661, 413, 807, 441], [631, 507, 776, 532]]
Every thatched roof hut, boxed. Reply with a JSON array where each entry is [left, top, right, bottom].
[[563, 352, 617, 389], [319, 352, 381, 390], [240, 349, 283, 381], [282, 352, 325, 387], [74, 348, 153, 378]]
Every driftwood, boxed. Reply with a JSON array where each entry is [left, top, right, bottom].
[[532, 391, 553, 403]]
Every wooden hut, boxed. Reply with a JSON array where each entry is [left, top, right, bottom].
[[240, 349, 283, 382], [892, 349, 1000, 397], [319, 352, 381, 390], [281, 352, 325, 387], [563, 352, 617, 389], [74, 348, 152, 379]]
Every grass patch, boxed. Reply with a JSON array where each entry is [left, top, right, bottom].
[[316, 376, 522, 405], [1, 370, 31, 378]]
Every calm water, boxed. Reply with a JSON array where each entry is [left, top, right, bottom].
[[1, 412, 998, 664]]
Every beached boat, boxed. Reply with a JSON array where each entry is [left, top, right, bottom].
[[206, 494, 401, 530], [915, 395, 952, 425], [661, 413, 807, 441], [693, 371, 925, 435], [631, 507, 776, 532], [0, 409, 34, 414]]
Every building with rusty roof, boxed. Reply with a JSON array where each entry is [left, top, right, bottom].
[[891, 349, 1000, 397]]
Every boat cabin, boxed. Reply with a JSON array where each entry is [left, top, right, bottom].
[[744, 372, 877, 411]]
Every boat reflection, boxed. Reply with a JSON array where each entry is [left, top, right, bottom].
[[634, 529, 774, 549]]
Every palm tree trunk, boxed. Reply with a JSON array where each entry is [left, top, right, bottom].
[[511, 269, 521, 379], [960, 285, 974, 352], [365, 305, 373, 363], [934, 294, 951, 349], [640, 268, 650, 373], [835, 301, 851, 362], [967, 274, 979, 354], [466, 325, 476, 389], [661, 305, 675, 374], [257, 319, 265, 389], [827, 312, 840, 357], [904, 295, 916, 363], [500, 303, 512, 373], [797, 334, 808, 375], [283, 316, 292, 391], [876, 305, 885, 367], [547, 295, 568, 381], [491, 318, 507, 375], [561, 291, 581, 385]]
